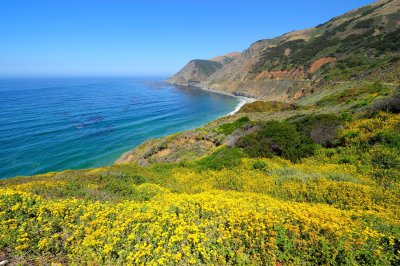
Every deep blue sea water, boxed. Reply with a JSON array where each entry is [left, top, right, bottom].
[[0, 77, 239, 178]]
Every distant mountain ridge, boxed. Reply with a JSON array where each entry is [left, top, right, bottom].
[[167, 0, 400, 101]]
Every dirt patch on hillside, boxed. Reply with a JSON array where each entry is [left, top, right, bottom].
[[309, 57, 336, 73]]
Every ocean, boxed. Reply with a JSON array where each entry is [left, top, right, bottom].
[[0, 77, 239, 178]]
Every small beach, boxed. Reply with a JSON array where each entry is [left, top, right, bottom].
[[228, 96, 256, 115]]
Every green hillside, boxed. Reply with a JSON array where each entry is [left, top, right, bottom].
[[1, 81, 399, 265], [168, 0, 400, 101], [252, 2, 400, 81]]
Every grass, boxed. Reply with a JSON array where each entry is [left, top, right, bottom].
[[238, 101, 296, 113], [217, 116, 250, 135], [317, 81, 392, 107]]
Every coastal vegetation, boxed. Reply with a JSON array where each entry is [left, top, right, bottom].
[[2, 0, 400, 264], [1, 81, 399, 265]]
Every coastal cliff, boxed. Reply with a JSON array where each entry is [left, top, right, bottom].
[[168, 0, 400, 101]]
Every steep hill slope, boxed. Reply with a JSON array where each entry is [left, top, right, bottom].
[[167, 52, 240, 85], [168, 0, 400, 101]]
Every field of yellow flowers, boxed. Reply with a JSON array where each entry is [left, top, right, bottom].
[[1, 86, 399, 265]]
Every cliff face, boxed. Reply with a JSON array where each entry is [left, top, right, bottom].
[[167, 53, 240, 85], [168, 0, 400, 101], [166, 59, 223, 85]]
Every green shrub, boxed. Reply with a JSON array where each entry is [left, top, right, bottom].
[[353, 18, 375, 29], [338, 155, 357, 164], [372, 169, 400, 184], [197, 147, 245, 170], [371, 130, 400, 149], [214, 174, 244, 191], [371, 146, 400, 170], [340, 112, 353, 122], [252, 161, 267, 170], [134, 183, 169, 201], [292, 114, 344, 147], [366, 89, 400, 115], [237, 121, 317, 162], [130, 175, 145, 185], [218, 116, 250, 135], [372, 28, 400, 53], [104, 178, 136, 197]]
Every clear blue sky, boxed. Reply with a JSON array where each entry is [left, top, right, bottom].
[[0, 0, 375, 77]]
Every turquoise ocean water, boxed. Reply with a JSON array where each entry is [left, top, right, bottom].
[[0, 77, 238, 178]]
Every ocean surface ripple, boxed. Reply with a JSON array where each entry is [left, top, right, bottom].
[[0, 77, 238, 178]]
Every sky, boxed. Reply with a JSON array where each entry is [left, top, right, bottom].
[[0, 0, 375, 77]]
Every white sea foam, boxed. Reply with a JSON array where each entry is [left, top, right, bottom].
[[227, 96, 256, 116]]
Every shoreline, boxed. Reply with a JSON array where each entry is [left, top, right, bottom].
[[115, 84, 255, 164], [171, 82, 257, 115], [227, 96, 255, 116]]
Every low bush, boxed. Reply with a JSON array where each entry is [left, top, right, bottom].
[[214, 173, 244, 191], [237, 120, 317, 162], [253, 161, 267, 170], [370, 146, 400, 170], [104, 178, 136, 197], [365, 89, 400, 115], [372, 169, 400, 184], [291, 114, 344, 147], [218, 116, 250, 135], [371, 130, 400, 148], [353, 18, 375, 29], [197, 147, 245, 170]]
